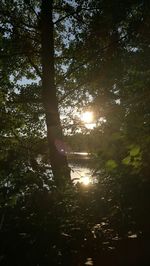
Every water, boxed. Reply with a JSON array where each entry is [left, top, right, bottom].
[[70, 163, 93, 183], [68, 152, 95, 184], [37, 152, 96, 184]]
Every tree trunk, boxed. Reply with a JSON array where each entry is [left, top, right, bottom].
[[41, 0, 71, 187]]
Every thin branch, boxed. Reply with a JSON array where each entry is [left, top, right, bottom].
[[0, 26, 13, 34], [0, 11, 38, 32], [25, 2, 39, 18], [58, 85, 80, 103], [54, 13, 72, 24], [12, 22, 39, 35], [0, 52, 28, 58], [56, 33, 128, 86], [57, 34, 129, 103], [54, 9, 78, 25], [0, 49, 39, 59], [28, 57, 42, 78]]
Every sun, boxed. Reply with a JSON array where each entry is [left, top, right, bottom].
[[81, 176, 90, 185], [81, 111, 93, 124]]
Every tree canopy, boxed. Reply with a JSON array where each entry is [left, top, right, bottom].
[[0, 0, 150, 265]]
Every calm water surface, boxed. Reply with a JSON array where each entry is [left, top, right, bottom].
[[38, 152, 96, 184], [68, 152, 96, 184]]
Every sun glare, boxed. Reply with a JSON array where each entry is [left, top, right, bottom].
[[81, 111, 93, 124], [81, 176, 90, 185]]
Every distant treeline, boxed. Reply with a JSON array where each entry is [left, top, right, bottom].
[[64, 131, 101, 153]]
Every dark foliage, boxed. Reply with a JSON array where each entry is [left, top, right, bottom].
[[0, 0, 150, 265]]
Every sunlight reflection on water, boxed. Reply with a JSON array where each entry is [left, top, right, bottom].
[[85, 257, 94, 265], [70, 164, 93, 184], [68, 152, 96, 184], [38, 152, 97, 185]]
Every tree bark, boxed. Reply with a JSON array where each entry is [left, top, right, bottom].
[[41, 0, 71, 187]]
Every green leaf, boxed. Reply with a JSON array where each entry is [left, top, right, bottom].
[[105, 160, 117, 170], [129, 146, 140, 157], [122, 156, 131, 165]]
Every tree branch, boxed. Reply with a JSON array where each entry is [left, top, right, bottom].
[[54, 13, 72, 24], [27, 57, 42, 78], [58, 85, 80, 104], [56, 33, 128, 86], [25, 2, 39, 18]]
